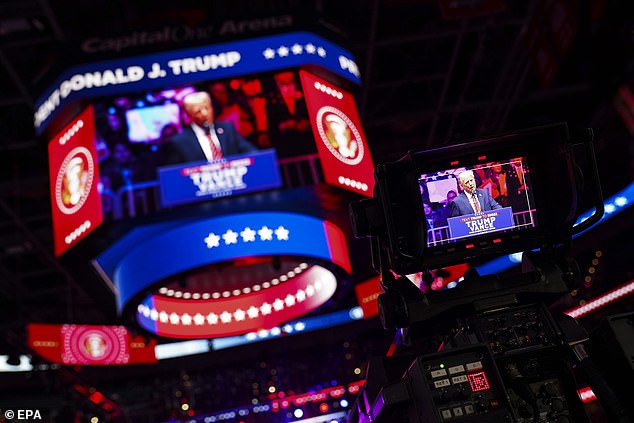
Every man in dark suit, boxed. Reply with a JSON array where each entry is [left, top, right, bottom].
[[450, 170, 503, 217], [165, 91, 257, 164]]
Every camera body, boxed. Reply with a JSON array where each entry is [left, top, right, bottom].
[[347, 123, 621, 423]]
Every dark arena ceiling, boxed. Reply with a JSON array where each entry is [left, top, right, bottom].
[[0, 0, 633, 422]]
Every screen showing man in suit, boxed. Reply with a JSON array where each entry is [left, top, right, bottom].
[[165, 91, 258, 165], [450, 170, 503, 217], [417, 158, 536, 246]]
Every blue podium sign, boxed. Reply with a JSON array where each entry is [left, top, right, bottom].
[[158, 149, 282, 207], [447, 207, 515, 240]]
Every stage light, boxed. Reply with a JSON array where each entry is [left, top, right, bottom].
[[293, 408, 304, 418], [349, 306, 363, 320], [340, 399, 349, 408], [320, 403, 329, 413]]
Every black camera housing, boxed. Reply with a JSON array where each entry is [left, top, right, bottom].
[[367, 123, 584, 274]]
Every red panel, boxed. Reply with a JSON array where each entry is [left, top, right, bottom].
[[323, 221, 352, 274], [48, 106, 103, 256], [354, 276, 381, 319], [300, 71, 374, 197], [27, 323, 156, 365]]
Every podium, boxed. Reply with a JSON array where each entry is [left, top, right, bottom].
[[447, 207, 514, 240], [158, 149, 281, 207]]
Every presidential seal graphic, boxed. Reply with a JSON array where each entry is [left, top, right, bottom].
[[316, 106, 364, 165], [55, 147, 94, 215], [61, 325, 128, 364]]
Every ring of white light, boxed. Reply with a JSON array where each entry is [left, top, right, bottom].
[[136, 264, 338, 338]]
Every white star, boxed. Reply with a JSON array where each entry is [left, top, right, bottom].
[[220, 311, 232, 323], [222, 229, 239, 245], [296, 289, 306, 302], [263, 48, 275, 59], [274, 226, 289, 241], [317, 47, 326, 57], [234, 309, 246, 321], [159, 311, 169, 323], [306, 285, 315, 297], [260, 302, 272, 315], [305, 43, 316, 54], [277, 45, 289, 57], [285, 294, 296, 307], [291, 43, 303, 54], [247, 306, 259, 318], [194, 313, 205, 325], [258, 226, 273, 241], [181, 313, 192, 325], [150, 309, 158, 320], [169, 313, 180, 325], [204, 233, 220, 248], [207, 313, 218, 325], [240, 227, 257, 242], [273, 298, 285, 311]]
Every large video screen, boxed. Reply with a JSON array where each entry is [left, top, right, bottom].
[[94, 70, 313, 182], [418, 157, 537, 247], [49, 66, 375, 254], [90, 70, 320, 216]]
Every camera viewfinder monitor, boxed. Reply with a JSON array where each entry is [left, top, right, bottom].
[[374, 123, 579, 273], [418, 157, 536, 248]]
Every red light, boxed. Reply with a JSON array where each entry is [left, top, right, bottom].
[[450, 161, 459, 166], [492, 238, 502, 244], [319, 403, 329, 413], [188, 410, 194, 417], [88, 391, 104, 405], [229, 79, 241, 90], [468, 372, 490, 392], [578, 386, 597, 403], [465, 244, 475, 249], [478, 155, 487, 161], [72, 384, 88, 395]]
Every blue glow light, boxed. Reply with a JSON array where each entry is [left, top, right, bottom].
[[475, 182, 634, 275], [349, 306, 364, 320]]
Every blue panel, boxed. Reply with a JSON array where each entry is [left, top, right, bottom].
[[106, 212, 339, 311]]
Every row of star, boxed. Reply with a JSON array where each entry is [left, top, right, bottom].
[[204, 225, 289, 249], [262, 43, 327, 59], [138, 281, 324, 326]]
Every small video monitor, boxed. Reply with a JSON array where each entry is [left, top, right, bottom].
[[417, 157, 537, 249]]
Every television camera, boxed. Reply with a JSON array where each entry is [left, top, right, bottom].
[[348, 123, 632, 422]]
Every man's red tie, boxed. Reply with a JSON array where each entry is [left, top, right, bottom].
[[206, 131, 223, 160], [472, 193, 481, 213]]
